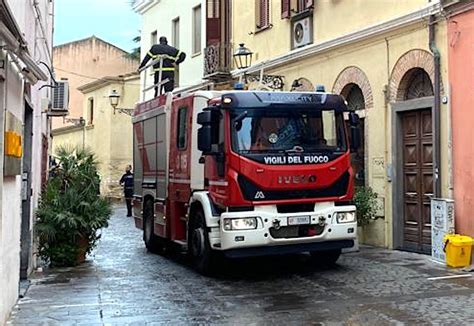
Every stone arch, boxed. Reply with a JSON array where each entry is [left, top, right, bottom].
[[332, 66, 373, 110], [389, 49, 443, 102]]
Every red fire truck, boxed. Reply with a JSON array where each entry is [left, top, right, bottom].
[[132, 90, 361, 274]]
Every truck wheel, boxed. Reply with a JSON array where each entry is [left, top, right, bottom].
[[143, 200, 163, 253], [188, 209, 216, 275], [310, 249, 341, 266]]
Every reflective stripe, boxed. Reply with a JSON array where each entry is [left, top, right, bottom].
[[148, 53, 179, 61], [154, 67, 175, 72], [163, 54, 177, 61]]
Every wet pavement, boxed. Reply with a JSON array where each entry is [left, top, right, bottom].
[[7, 206, 474, 325]]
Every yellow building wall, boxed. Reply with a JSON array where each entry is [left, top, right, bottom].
[[232, 0, 432, 66], [52, 78, 139, 199], [53, 37, 138, 130], [52, 128, 84, 153], [247, 18, 449, 248]]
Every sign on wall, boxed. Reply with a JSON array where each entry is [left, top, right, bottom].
[[4, 111, 23, 176]]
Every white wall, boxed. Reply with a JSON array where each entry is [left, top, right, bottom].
[[0, 0, 54, 323], [0, 55, 25, 326], [0, 176, 22, 325], [138, 0, 206, 100], [9, 0, 53, 272]]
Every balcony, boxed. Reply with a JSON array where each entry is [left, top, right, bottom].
[[204, 42, 232, 81]]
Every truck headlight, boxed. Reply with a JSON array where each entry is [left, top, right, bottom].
[[336, 212, 356, 223], [223, 217, 258, 231]]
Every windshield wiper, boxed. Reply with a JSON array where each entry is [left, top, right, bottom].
[[233, 110, 248, 131], [285, 145, 305, 153]]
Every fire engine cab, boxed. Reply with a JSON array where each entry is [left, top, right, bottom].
[[132, 90, 361, 274]]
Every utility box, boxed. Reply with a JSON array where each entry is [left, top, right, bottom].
[[431, 198, 455, 262]]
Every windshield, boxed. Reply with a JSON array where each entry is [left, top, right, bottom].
[[231, 109, 346, 153]]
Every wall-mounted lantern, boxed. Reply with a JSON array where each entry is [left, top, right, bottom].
[[108, 90, 134, 116], [233, 43, 253, 70]]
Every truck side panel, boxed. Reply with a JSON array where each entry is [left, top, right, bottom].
[[143, 117, 157, 188], [156, 113, 168, 200], [155, 111, 169, 238], [133, 122, 144, 228], [168, 96, 194, 241]]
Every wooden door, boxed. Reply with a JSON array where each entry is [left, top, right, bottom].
[[401, 109, 433, 253]]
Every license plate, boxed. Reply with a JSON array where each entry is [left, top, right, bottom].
[[288, 216, 310, 225]]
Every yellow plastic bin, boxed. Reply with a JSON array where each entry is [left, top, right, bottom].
[[443, 234, 474, 268]]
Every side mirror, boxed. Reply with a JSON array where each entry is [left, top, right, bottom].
[[197, 110, 219, 125], [198, 125, 213, 153], [197, 109, 220, 155]]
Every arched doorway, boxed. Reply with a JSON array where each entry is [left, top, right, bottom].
[[398, 68, 434, 100], [391, 55, 436, 254], [333, 66, 373, 188], [341, 83, 366, 186]]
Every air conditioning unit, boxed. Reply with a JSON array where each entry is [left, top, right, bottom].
[[292, 16, 313, 49], [48, 80, 69, 116]]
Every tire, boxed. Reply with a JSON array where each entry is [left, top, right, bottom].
[[143, 200, 164, 253], [188, 209, 217, 275], [309, 249, 341, 266]]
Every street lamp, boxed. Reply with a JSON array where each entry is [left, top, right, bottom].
[[233, 43, 253, 70], [108, 90, 134, 116]]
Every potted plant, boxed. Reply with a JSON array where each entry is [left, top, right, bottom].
[[35, 146, 111, 267], [353, 186, 380, 243]]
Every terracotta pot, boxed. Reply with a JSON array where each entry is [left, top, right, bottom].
[[76, 235, 89, 264]]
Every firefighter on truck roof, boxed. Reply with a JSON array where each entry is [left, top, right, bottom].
[[138, 36, 186, 97]]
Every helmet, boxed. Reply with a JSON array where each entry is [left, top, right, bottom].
[[159, 36, 168, 44]]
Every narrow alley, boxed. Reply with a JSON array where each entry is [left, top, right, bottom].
[[7, 206, 474, 325]]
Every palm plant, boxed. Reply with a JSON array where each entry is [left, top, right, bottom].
[[353, 186, 380, 227], [35, 146, 111, 267]]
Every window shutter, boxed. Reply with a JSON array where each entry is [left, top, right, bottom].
[[305, 0, 314, 9], [206, 0, 220, 45], [259, 0, 269, 28], [281, 0, 290, 19]]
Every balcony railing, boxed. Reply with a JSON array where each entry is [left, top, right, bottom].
[[204, 42, 232, 80]]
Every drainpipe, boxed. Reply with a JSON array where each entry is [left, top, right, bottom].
[[429, 15, 442, 198]]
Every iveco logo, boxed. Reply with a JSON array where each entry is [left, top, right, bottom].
[[254, 191, 265, 199], [277, 175, 317, 184]]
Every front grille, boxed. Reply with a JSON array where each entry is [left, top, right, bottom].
[[238, 171, 350, 202], [270, 225, 324, 239]]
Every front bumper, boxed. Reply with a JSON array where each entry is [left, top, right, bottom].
[[208, 203, 357, 254], [224, 240, 354, 258]]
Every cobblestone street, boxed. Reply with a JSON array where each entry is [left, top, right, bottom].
[[8, 206, 474, 325]]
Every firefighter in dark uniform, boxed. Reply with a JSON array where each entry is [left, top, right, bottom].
[[138, 36, 186, 97], [120, 165, 134, 217]]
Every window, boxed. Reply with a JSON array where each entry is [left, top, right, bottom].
[[151, 30, 157, 45], [257, 0, 270, 30], [282, 0, 313, 18], [172, 17, 180, 47], [172, 17, 180, 87], [192, 5, 202, 55], [231, 109, 346, 153], [297, 0, 314, 13], [87, 97, 94, 125], [177, 107, 187, 149], [281, 0, 290, 19]]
